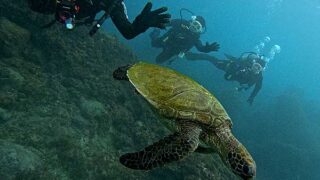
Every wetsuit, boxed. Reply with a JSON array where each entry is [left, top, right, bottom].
[[150, 19, 218, 63], [185, 52, 263, 104]]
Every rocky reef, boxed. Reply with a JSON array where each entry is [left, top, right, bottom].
[[0, 0, 237, 179]]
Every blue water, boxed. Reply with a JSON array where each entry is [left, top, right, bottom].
[[104, 1, 320, 179]]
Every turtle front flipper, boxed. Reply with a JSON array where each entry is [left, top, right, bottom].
[[113, 64, 132, 81], [120, 122, 202, 170]]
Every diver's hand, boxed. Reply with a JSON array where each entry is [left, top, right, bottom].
[[134, 2, 171, 32], [247, 97, 254, 105], [204, 42, 220, 52]]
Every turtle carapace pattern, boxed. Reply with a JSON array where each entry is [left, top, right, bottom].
[[113, 62, 256, 180]]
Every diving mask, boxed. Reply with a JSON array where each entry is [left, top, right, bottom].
[[189, 16, 203, 34], [251, 63, 263, 74]]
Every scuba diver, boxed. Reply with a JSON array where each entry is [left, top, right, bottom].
[[28, 0, 171, 37], [185, 52, 266, 105], [149, 9, 220, 64]]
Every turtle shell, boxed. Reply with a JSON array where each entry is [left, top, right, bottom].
[[127, 62, 231, 128]]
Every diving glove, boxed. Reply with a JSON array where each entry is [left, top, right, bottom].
[[203, 42, 220, 52], [133, 2, 171, 33]]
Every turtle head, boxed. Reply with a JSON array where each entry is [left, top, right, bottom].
[[225, 143, 256, 179], [213, 126, 256, 179]]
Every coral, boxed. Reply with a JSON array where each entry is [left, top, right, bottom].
[[0, 107, 11, 124], [0, 17, 30, 58], [79, 97, 106, 119]]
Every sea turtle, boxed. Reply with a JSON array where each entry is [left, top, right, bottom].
[[113, 62, 256, 179]]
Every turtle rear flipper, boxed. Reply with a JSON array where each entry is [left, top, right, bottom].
[[113, 65, 132, 81], [120, 123, 201, 170]]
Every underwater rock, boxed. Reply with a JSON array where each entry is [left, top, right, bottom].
[[80, 97, 106, 119], [0, 108, 11, 124], [0, 140, 42, 179], [0, 67, 25, 88], [0, 17, 30, 58], [0, 0, 236, 179], [0, 91, 18, 109]]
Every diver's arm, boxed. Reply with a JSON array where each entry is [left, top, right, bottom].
[[195, 40, 220, 53], [248, 75, 263, 105], [110, 2, 141, 39], [195, 40, 208, 52], [185, 52, 230, 71], [110, 2, 170, 40]]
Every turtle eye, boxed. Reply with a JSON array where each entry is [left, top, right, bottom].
[[241, 164, 256, 179], [243, 164, 249, 174]]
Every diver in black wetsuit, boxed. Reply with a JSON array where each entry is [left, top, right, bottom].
[[185, 52, 265, 105], [149, 14, 220, 64], [28, 0, 171, 38]]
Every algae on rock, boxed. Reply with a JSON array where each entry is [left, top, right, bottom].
[[0, 17, 30, 58], [0, 140, 43, 179]]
